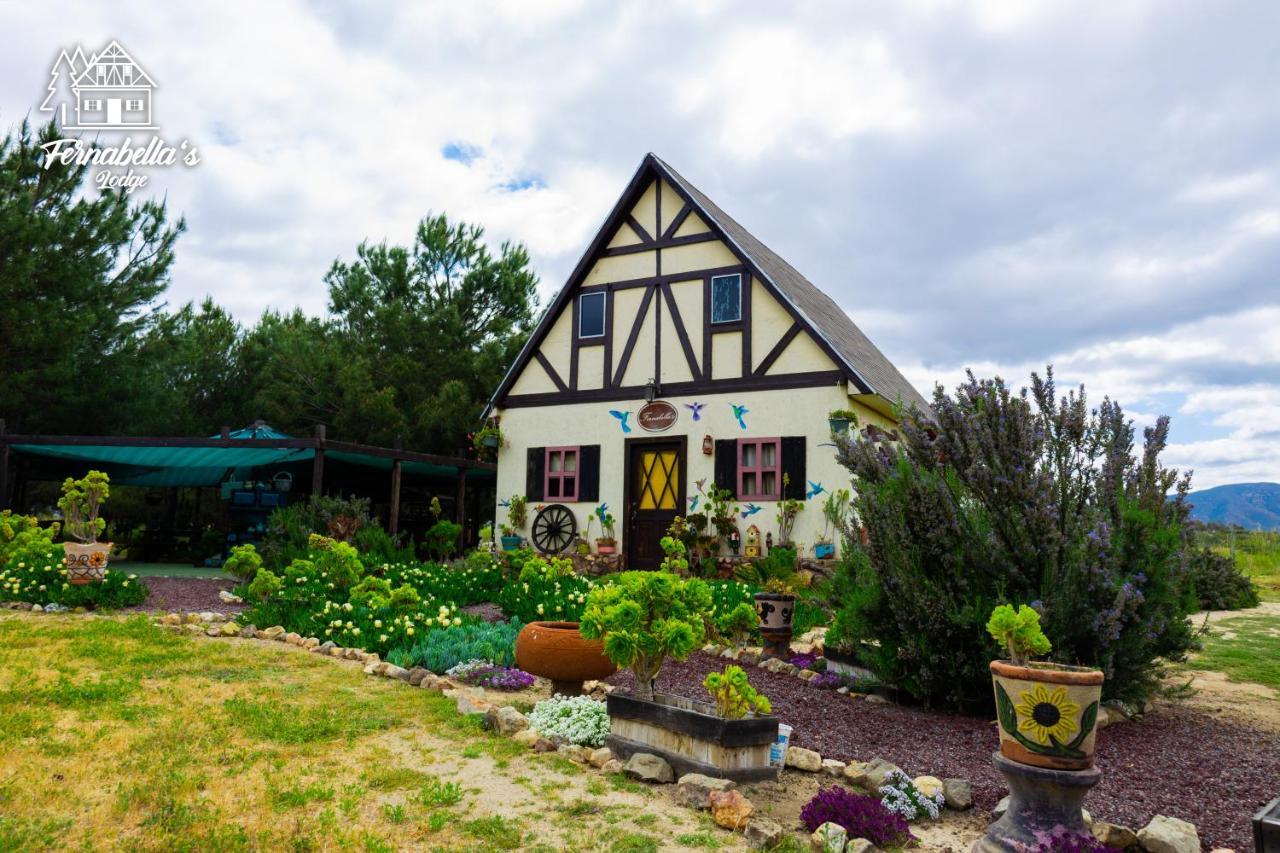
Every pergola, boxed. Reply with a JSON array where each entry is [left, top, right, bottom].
[[0, 420, 495, 537]]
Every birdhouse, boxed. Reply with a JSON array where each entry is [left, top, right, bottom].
[[744, 524, 762, 558]]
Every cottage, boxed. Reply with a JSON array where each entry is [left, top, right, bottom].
[[72, 41, 155, 129], [487, 154, 927, 568]]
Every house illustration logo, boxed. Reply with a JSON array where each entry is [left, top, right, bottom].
[[41, 40, 156, 131]]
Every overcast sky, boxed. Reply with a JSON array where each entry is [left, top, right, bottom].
[[2, 1, 1277, 489]]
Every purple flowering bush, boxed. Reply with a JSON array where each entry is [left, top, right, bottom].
[[832, 368, 1201, 711], [799, 787, 914, 847], [446, 660, 535, 690], [1031, 827, 1122, 853], [788, 652, 820, 670]]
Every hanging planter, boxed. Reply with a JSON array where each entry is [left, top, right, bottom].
[[827, 408, 858, 435]]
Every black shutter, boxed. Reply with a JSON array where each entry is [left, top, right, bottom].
[[781, 436, 806, 500], [578, 445, 600, 502], [526, 447, 545, 500], [714, 439, 738, 496]]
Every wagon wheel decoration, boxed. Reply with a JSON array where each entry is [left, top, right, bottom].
[[531, 504, 578, 554]]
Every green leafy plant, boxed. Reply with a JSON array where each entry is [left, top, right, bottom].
[[736, 546, 796, 590], [986, 604, 1052, 665], [820, 488, 851, 544], [658, 535, 688, 575], [828, 408, 859, 422], [704, 486, 739, 540], [58, 470, 110, 543], [223, 544, 263, 582], [775, 475, 803, 546], [594, 505, 616, 542], [703, 665, 771, 719], [248, 569, 283, 602], [715, 602, 759, 647], [423, 497, 462, 561], [579, 571, 712, 702], [507, 495, 528, 530], [396, 619, 523, 673]]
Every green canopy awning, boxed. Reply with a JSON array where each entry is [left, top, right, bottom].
[[13, 443, 314, 487]]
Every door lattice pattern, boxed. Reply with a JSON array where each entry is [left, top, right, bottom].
[[637, 450, 679, 510]]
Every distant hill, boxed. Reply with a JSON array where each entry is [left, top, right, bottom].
[[1188, 482, 1280, 530]]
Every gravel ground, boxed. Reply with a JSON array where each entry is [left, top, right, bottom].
[[607, 651, 1279, 851], [122, 577, 247, 615]]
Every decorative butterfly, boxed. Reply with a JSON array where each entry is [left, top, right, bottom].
[[688, 495, 700, 511], [806, 480, 826, 500], [685, 402, 705, 422], [741, 503, 762, 518], [731, 404, 748, 430], [609, 410, 632, 433]]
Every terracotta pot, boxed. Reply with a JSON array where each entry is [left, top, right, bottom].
[[596, 538, 616, 555], [515, 621, 616, 695], [64, 542, 111, 585], [991, 660, 1105, 771]]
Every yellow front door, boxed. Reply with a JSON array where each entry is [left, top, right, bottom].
[[627, 441, 683, 569]]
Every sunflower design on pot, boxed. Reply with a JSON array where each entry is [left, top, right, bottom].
[[990, 660, 1103, 771]]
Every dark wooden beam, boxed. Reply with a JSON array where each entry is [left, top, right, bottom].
[[741, 273, 753, 378], [753, 322, 803, 377], [501, 370, 846, 408], [661, 203, 693, 240], [0, 419, 8, 511], [389, 458, 402, 535], [660, 283, 701, 381], [600, 232, 717, 257], [532, 351, 568, 393], [611, 284, 657, 387], [311, 424, 326, 496], [702, 275, 713, 380], [456, 470, 467, 549], [624, 214, 654, 244]]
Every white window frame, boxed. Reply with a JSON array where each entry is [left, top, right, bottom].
[[578, 291, 606, 339], [710, 274, 742, 324]]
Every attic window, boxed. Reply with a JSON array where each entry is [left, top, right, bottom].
[[711, 274, 742, 324], [578, 291, 605, 338]]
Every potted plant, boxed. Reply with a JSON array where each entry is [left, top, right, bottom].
[[472, 422, 504, 458], [987, 604, 1104, 771], [738, 547, 798, 658], [705, 486, 738, 553], [827, 407, 859, 435], [58, 470, 111, 585], [775, 476, 803, 547], [501, 495, 527, 551], [814, 488, 850, 560], [594, 505, 617, 555], [580, 547, 780, 781]]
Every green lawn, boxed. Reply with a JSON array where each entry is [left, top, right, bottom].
[[1193, 612, 1280, 693], [113, 561, 234, 580], [0, 613, 709, 852]]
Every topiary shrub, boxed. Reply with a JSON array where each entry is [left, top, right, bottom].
[[799, 787, 914, 847], [223, 544, 263, 582], [579, 570, 711, 702]]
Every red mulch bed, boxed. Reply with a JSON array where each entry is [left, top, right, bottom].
[[123, 577, 246, 615], [607, 652, 1279, 851]]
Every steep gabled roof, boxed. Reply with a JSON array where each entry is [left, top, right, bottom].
[[73, 41, 156, 89], [488, 153, 930, 413], [651, 155, 930, 412]]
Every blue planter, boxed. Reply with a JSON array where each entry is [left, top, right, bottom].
[[501, 535, 522, 552], [814, 542, 835, 559]]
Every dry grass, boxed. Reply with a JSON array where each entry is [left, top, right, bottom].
[[0, 612, 719, 852]]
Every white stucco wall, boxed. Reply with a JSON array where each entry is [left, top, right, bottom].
[[492, 387, 893, 559]]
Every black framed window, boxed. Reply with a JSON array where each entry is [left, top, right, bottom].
[[711, 274, 742, 324], [578, 291, 606, 338]]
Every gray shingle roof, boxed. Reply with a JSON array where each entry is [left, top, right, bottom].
[[652, 155, 931, 412]]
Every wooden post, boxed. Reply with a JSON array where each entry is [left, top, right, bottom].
[[219, 425, 231, 440], [0, 419, 9, 511], [389, 459, 402, 535], [311, 424, 326, 496], [456, 469, 467, 545]]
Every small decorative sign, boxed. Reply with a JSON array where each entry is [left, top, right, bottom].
[[637, 400, 678, 433]]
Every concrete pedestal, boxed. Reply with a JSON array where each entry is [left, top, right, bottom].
[[760, 628, 792, 660], [974, 752, 1100, 853]]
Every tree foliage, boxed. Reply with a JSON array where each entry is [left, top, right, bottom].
[[833, 367, 1200, 710]]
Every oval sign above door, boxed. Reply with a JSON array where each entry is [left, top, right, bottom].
[[637, 400, 678, 433]]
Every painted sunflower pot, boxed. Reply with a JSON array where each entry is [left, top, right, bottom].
[[990, 660, 1104, 771], [64, 541, 111, 585]]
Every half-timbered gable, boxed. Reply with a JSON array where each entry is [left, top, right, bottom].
[[488, 154, 927, 568]]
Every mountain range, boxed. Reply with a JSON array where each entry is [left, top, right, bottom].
[[1187, 482, 1280, 530]]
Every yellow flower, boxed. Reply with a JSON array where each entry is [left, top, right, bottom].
[[1014, 683, 1080, 745]]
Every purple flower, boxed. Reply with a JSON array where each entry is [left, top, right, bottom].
[[788, 652, 820, 670], [799, 787, 914, 847], [457, 664, 536, 691]]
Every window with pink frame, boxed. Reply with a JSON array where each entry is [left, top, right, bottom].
[[544, 446, 580, 500], [737, 438, 780, 500]]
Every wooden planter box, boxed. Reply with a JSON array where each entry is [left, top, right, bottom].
[[1254, 795, 1280, 853], [605, 691, 780, 782]]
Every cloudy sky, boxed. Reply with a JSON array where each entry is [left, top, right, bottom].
[[2, 1, 1277, 489]]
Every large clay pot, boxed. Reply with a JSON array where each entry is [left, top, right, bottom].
[[991, 660, 1104, 771], [64, 542, 111, 585], [515, 621, 616, 696]]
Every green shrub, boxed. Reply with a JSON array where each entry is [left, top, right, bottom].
[[579, 571, 711, 701], [703, 665, 771, 719], [248, 569, 283, 602], [1185, 547, 1259, 610], [986, 604, 1051, 664], [394, 620, 523, 673], [834, 368, 1199, 711], [497, 558, 596, 623], [0, 515, 144, 609], [223, 544, 263, 582]]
